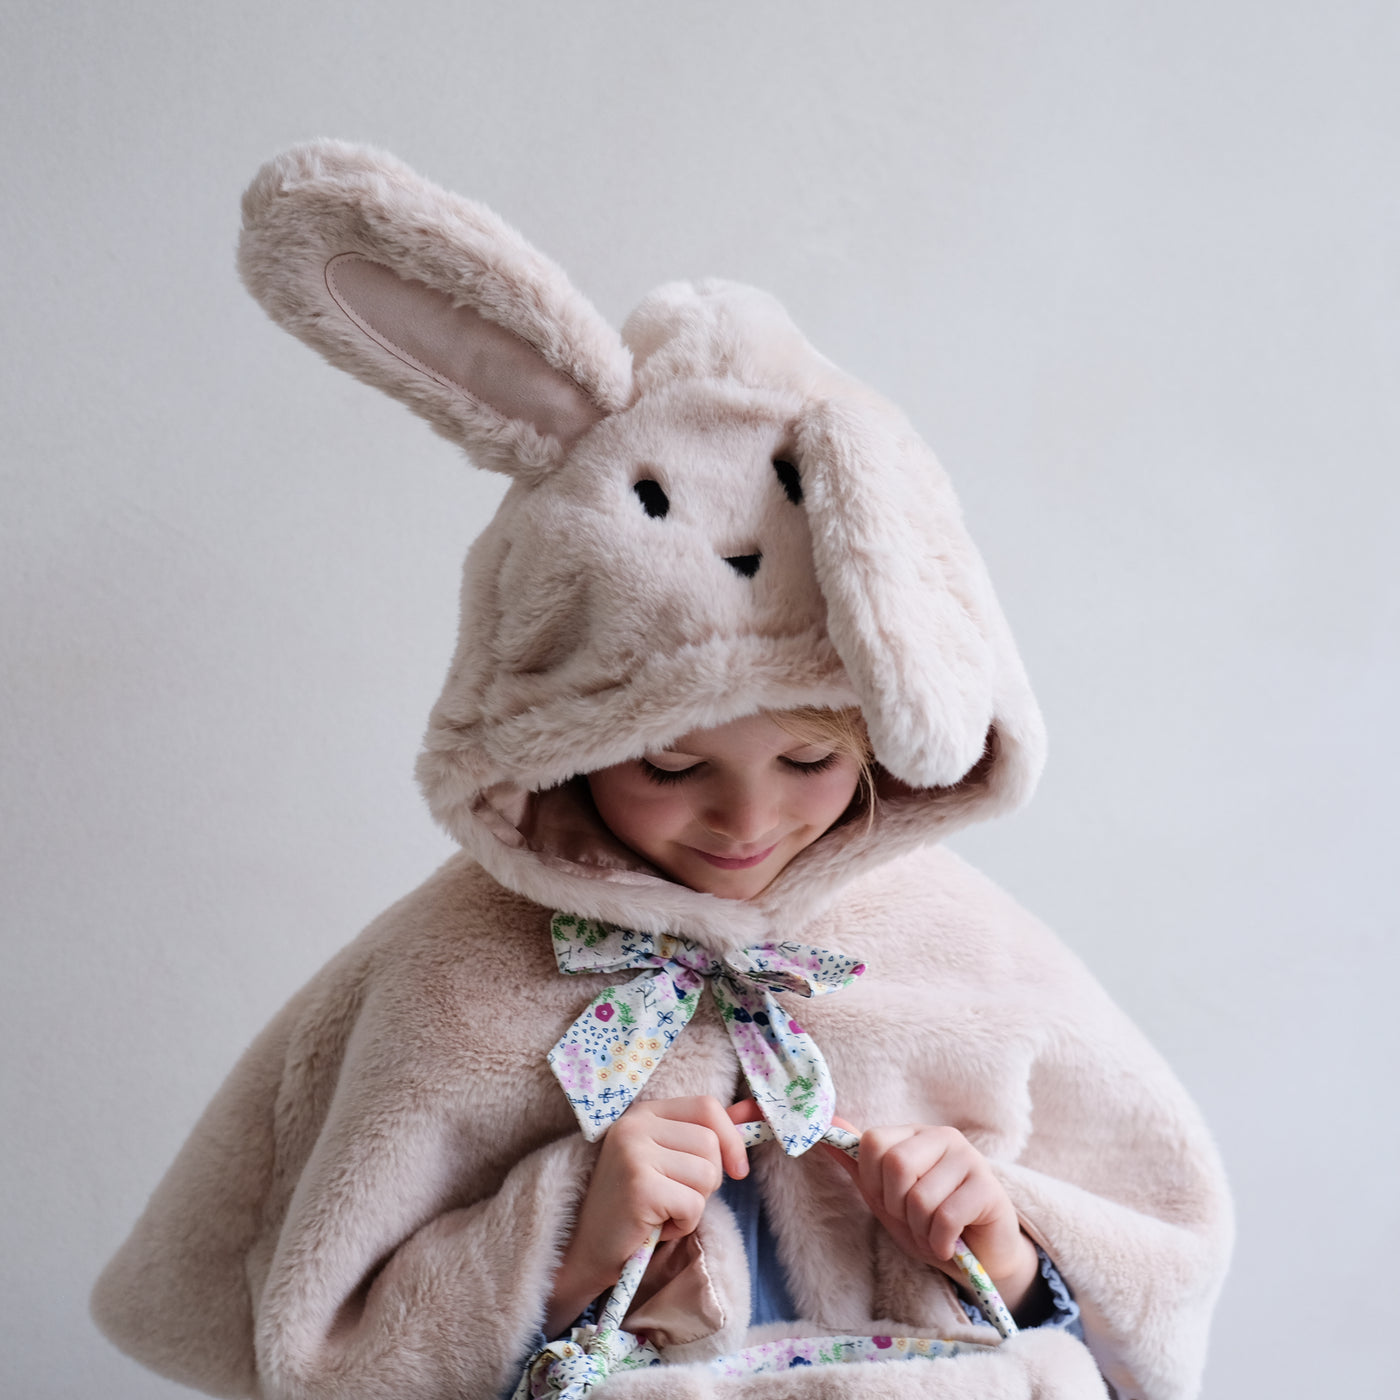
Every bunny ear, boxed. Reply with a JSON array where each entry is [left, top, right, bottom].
[[238, 141, 633, 478], [796, 392, 1045, 792]]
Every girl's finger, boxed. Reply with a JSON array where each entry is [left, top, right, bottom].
[[649, 1142, 726, 1200], [726, 1097, 764, 1124], [858, 1125, 921, 1209], [640, 1115, 729, 1164], [647, 1176, 709, 1241], [724, 1098, 764, 1174], [922, 1174, 1000, 1262], [666, 1095, 750, 1180], [682, 1096, 749, 1180], [873, 1128, 960, 1221], [903, 1157, 975, 1256], [635, 1097, 749, 1179]]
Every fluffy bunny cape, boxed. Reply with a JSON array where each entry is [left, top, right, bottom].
[[92, 143, 1230, 1400]]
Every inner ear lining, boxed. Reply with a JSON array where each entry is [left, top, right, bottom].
[[323, 254, 604, 443]]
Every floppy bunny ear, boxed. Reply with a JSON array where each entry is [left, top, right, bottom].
[[797, 392, 1044, 791], [238, 141, 633, 479]]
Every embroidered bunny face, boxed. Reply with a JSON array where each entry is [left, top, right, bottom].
[[238, 140, 1046, 942], [483, 381, 825, 685]]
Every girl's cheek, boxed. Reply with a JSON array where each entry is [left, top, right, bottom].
[[629, 783, 695, 825], [798, 763, 861, 801]]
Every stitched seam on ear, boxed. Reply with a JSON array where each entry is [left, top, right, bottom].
[[324, 253, 603, 414], [325, 254, 481, 403]]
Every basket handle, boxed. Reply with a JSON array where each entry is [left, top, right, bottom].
[[596, 1119, 1017, 1338]]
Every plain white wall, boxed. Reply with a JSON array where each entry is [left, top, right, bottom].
[[3, 2, 1396, 1396]]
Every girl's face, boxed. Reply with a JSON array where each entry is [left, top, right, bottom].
[[586, 713, 863, 900]]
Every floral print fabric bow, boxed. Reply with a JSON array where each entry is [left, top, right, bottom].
[[547, 913, 866, 1155]]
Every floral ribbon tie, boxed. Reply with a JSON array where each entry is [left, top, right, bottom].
[[547, 913, 865, 1155]]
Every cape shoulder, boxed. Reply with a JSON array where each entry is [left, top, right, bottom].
[[90, 854, 577, 1389]]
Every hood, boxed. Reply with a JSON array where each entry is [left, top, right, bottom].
[[239, 140, 1046, 953]]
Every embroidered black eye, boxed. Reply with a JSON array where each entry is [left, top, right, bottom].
[[773, 458, 802, 505], [633, 479, 670, 519], [723, 553, 761, 578]]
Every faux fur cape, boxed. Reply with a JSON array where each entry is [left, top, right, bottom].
[[92, 143, 1231, 1400], [93, 847, 1230, 1400]]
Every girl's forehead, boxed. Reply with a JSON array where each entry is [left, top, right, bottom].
[[658, 713, 831, 757]]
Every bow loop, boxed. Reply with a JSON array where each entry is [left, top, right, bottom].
[[549, 915, 683, 975], [548, 915, 865, 1155], [722, 940, 867, 998]]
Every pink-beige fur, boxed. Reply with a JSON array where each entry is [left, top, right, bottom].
[[91, 141, 1231, 1400]]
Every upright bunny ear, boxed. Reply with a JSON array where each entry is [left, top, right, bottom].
[[238, 141, 633, 478], [796, 392, 1046, 795]]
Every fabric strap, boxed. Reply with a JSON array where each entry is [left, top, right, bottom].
[[547, 913, 866, 1155]]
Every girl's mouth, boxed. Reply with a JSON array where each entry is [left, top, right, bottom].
[[691, 844, 778, 871]]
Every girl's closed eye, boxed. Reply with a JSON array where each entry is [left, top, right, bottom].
[[640, 750, 840, 785], [780, 751, 839, 775], [641, 759, 700, 786]]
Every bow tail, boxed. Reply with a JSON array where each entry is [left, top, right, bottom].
[[548, 966, 702, 1140], [713, 979, 836, 1155]]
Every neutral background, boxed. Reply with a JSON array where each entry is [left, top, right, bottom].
[[3, 3, 1396, 1397]]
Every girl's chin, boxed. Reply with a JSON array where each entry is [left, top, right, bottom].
[[692, 881, 768, 902]]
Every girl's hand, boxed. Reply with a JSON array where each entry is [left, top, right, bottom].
[[824, 1121, 1042, 1316], [545, 1096, 747, 1334]]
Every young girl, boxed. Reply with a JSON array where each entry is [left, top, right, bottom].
[[92, 142, 1231, 1400], [546, 709, 1074, 1341]]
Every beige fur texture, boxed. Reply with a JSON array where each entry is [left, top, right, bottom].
[[93, 854, 1229, 1399], [91, 143, 1231, 1400]]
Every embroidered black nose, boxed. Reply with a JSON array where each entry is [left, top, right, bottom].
[[724, 553, 761, 578]]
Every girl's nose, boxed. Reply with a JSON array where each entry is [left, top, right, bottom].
[[700, 783, 778, 845]]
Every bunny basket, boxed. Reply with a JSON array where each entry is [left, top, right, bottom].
[[90, 140, 1231, 1400]]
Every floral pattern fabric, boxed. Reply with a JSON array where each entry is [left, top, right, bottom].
[[514, 1328, 998, 1399], [958, 1246, 1082, 1340], [547, 913, 866, 1156], [706, 1332, 995, 1375]]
